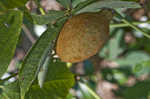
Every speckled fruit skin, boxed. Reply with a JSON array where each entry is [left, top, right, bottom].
[[56, 10, 113, 63]]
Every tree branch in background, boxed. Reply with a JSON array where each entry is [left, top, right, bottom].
[[22, 24, 36, 44]]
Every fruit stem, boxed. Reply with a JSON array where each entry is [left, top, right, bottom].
[[110, 21, 150, 28], [114, 10, 150, 39]]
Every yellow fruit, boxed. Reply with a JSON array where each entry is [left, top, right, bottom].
[[56, 9, 113, 63]]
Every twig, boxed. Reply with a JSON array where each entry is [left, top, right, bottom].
[[22, 24, 36, 44], [114, 11, 150, 39], [110, 21, 150, 28], [121, 19, 150, 38]]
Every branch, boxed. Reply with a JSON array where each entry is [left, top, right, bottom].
[[114, 11, 150, 39], [22, 24, 36, 44], [110, 21, 150, 28]]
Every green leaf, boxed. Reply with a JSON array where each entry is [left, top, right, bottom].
[[38, 56, 50, 88], [100, 29, 124, 59], [31, 10, 65, 25], [73, 0, 141, 14], [116, 51, 150, 66], [56, 0, 72, 9], [101, 67, 132, 85], [72, 0, 86, 8], [19, 17, 67, 99], [0, 10, 23, 77], [121, 0, 138, 1], [0, 81, 20, 99], [0, 0, 28, 11], [123, 80, 150, 99], [112, 69, 128, 85], [72, 0, 98, 14], [133, 60, 150, 77], [66, 93, 75, 99], [25, 61, 75, 99], [144, 0, 150, 12], [79, 82, 101, 99], [108, 30, 124, 59]]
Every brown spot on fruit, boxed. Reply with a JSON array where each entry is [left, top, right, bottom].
[[56, 9, 113, 63]]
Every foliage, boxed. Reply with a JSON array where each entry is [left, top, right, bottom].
[[0, 10, 23, 77]]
